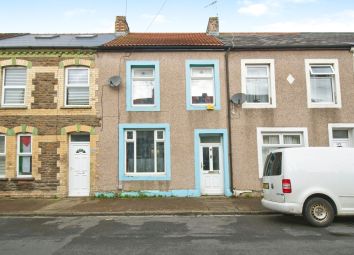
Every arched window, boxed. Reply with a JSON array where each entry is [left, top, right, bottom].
[[0, 134, 5, 177], [17, 134, 32, 177]]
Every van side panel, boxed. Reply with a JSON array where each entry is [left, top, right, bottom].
[[283, 148, 354, 215]]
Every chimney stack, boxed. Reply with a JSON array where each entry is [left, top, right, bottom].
[[206, 17, 219, 36], [115, 16, 129, 35]]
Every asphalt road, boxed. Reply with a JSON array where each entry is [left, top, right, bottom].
[[0, 215, 354, 255]]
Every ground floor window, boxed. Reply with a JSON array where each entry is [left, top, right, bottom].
[[328, 124, 354, 147], [119, 124, 171, 180], [0, 135, 5, 177], [125, 129, 165, 174], [257, 128, 308, 177], [17, 134, 32, 177]]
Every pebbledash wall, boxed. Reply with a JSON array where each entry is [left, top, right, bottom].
[[228, 49, 354, 193], [0, 50, 100, 197], [96, 48, 354, 197], [95, 51, 232, 196]]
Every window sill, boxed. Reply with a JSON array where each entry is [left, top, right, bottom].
[[187, 105, 220, 111], [11, 177, 35, 181], [0, 177, 8, 181], [126, 107, 160, 112], [61, 106, 92, 109], [242, 103, 276, 109], [308, 104, 341, 109], [0, 106, 28, 109]]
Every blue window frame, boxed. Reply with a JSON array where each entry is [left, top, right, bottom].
[[118, 123, 171, 181], [126, 61, 160, 111], [185, 60, 221, 111]]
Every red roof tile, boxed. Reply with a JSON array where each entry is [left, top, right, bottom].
[[103, 33, 223, 48], [0, 33, 26, 40]]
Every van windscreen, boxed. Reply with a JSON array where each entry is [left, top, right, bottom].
[[263, 152, 282, 176]]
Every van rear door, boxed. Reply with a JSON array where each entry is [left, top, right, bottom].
[[262, 152, 285, 203]]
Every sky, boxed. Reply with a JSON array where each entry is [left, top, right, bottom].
[[1, 0, 354, 33]]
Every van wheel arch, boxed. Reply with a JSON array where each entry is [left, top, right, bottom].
[[302, 194, 337, 216]]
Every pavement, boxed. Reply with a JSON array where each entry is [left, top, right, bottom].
[[0, 197, 272, 216]]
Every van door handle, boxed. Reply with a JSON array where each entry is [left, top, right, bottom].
[[271, 184, 274, 189]]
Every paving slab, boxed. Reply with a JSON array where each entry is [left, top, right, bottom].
[[0, 197, 272, 216]]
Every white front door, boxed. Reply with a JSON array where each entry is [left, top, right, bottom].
[[69, 142, 90, 196], [200, 143, 224, 195]]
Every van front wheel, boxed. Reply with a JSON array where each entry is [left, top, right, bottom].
[[304, 197, 334, 227]]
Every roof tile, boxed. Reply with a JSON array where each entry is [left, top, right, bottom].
[[103, 33, 224, 48]]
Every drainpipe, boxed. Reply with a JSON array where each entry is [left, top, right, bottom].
[[225, 46, 234, 195]]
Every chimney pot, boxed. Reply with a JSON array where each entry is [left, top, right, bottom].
[[206, 17, 219, 36], [115, 16, 129, 34]]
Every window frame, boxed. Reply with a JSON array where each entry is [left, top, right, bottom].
[[119, 123, 171, 181], [126, 61, 160, 112], [124, 129, 166, 175], [64, 66, 90, 107], [241, 59, 276, 108], [305, 59, 341, 108], [0, 134, 6, 178], [1, 66, 27, 107], [16, 134, 33, 178], [256, 127, 308, 178], [186, 60, 221, 111]]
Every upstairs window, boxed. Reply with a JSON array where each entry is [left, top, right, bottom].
[[0, 135, 5, 177], [305, 59, 341, 108], [65, 67, 90, 106], [186, 60, 220, 110], [2, 67, 27, 106], [241, 59, 276, 108], [190, 66, 215, 105], [309, 65, 336, 103], [245, 65, 270, 103], [132, 67, 155, 106], [17, 134, 32, 177], [126, 61, 160, 111]]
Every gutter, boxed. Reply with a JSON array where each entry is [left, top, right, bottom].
[[224, 46, 233, 194]]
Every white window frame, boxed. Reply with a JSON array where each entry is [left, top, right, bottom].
[[64, 66, 90, 107], [1, 66, 27, 107], [131, 67, 156, 107], [305, 59, 341, 108], [328, 123, 354, 147], [124, 129, 166, 176], [256, 127, 308, 178], [0, 134, 6, 178], [190, 66, 215, 106], [241, 59, 276, 108], [17, 134, 33, 178]]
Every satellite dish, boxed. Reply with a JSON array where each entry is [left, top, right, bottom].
[[231, 93, 246, 105], [108, 76, 121, 88]]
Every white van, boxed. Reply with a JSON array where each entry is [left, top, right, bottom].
[[261, 147, 354, 227]]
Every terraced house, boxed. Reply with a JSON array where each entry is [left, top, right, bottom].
[[1, 16, 354, 198], [0, 33, 116, 197]]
